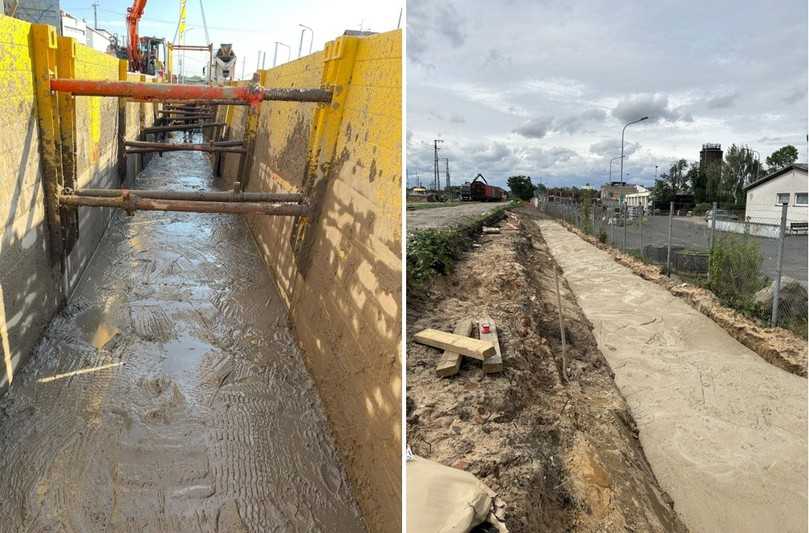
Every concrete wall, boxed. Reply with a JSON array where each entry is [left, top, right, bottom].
[[219, 30, 402, 533], [0, 15, 154, 390], [745, 168, 809, 225], [0, 15, 59, 390]]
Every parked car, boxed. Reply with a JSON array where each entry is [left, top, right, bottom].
[[704, 209, 738, 222]]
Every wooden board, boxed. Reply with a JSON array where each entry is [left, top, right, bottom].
[[414, 328, 495, 360], [479, 316, 503, 374], [435, 318, 475, 377]]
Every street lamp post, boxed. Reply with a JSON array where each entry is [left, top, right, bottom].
[[609, 155, 623, 181], [297, 24, 313, 57], [620, 116, 649, 185], [273, 42, 291, 67]]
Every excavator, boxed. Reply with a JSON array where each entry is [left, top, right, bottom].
[[126, 0, 166, 76]]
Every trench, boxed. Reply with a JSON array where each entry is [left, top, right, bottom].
[[0, 135, 366, 532]]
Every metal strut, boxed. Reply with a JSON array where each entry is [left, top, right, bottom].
[[49, 80, 333, 105], [59, 190, 308, 216]]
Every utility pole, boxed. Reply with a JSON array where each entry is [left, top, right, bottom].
[[443, 157, 450, 190], [433, 139, 443, 191], [92, 2, 99, 29]]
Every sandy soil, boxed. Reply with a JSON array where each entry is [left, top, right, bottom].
[[407, 202, 509, 230], [537, 217, 808, 533], [560, 218, 807, 377], [406, 211, 686, 532], [0, 136, 365, 532]]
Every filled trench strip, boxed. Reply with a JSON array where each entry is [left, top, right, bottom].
[[0, 140, 366, 532], [537, 219, 808, 533]]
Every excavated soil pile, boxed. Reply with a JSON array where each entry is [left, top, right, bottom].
[[406, 211, 687, 532]]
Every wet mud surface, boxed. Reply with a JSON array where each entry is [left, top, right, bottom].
[[0, 136, 365, 532]]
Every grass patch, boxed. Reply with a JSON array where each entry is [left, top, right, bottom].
[[406, 207, 507, 290]]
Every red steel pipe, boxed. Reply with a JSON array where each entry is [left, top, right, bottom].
[[50, 80, 332, 106]]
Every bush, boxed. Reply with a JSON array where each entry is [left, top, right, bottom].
[[693, 203, 712, 216], [708, 235, 767, 313], [406, 207, 507, 288], [598, 231, 607, 243]]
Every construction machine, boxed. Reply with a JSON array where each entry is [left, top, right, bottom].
[[210, 44, 237, 83], [126, 0, 166, 76]]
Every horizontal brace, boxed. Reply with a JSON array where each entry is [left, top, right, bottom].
[[125, 140, 243, 148], [142, 122, 225, 134], [126, 147, 246, 154], [138, 99, 248, 106], [70, 188, 304, 203], [50, 80, 333, 104], [59, 194, 309, 216]]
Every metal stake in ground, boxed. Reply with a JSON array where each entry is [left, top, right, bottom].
[[554, 266, 568, 383], [666, 201, 674, 276], [771, 202, 789, 326]]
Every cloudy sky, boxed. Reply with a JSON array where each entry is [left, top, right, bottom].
[[406, 0, 808, 189]]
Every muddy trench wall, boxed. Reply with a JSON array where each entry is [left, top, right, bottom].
[[219, 30, 402, 533], [0, 15, 154, 390]]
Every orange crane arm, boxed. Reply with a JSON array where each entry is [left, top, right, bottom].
[[126, 0, 148, 68]]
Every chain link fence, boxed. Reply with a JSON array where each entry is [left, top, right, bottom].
[[540, 199, 808, 338]]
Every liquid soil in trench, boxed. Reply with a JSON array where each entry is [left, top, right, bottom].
[[0, 137, 366, 532]]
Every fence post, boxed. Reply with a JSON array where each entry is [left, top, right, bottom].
[[639, 209, 644, 258], [666, 201, 674, 276], [771, 203, 789, 326], [708, 201, 717, 282], [622, 203, 627, 251]]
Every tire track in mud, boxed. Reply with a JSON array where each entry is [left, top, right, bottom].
[[0, 136, 365, 533]]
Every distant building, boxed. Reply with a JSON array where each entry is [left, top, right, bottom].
[[699, 143, 723, 170], [743, 163, 808, 226], [60, 11, 116, 53], [625, 186, 652, 213], [600, 181, 639, 208]]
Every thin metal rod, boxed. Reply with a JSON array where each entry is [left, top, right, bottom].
[[554, 267, 568, 384], [72, 188, 304, 203], [142, 122, 225, 134], [50, 80, 333, 104], [60, 194, 309, 216]]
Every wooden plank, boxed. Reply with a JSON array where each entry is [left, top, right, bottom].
[[435, 318, 474, 377], [479, 316, 503, 374], [414, 328, 495, 360]]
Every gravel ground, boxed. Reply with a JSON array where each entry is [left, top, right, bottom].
[[407, 202, 509, 230]]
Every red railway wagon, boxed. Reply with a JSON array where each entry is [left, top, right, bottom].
[[470, 180, 507, 202]]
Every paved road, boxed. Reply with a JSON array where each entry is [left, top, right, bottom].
[[601, 215, 807, 286], [538, 219, 808, 533], [407, 202, 508, 231]]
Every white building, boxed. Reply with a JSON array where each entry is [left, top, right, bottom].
[[743, 163, 808, 227], [625, 186, 652, 213], [60, 11, 115, 53]]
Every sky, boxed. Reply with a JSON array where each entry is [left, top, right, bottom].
[[406, 0, 809, 190], [60, 0, 402, 78]]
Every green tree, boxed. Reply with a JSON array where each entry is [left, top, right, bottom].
[[507, 175, 536, 200], [652, 178, 674, 208], [723, 144, 764, 205], [765, 145, 799, 172]]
